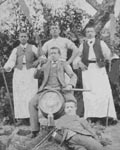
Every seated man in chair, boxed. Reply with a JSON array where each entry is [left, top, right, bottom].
[[29, 46, 77, 138]]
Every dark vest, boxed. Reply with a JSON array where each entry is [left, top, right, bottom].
[[46, 64, 61, 88], [82, 39, 105, 67], [16, 44, 36, 70]]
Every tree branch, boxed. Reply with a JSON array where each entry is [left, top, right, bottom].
[[84, 0, 116, 35], [85, 0, 101, 11], [0, 0, 7, 5]]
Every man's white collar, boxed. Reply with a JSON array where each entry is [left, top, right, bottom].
[[87, 38, 95, 45], [20, 43, 28, 48]]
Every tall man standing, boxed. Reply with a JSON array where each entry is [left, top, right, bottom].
[[42, 23, 78, 65], [73, 25, 117, 121], [4, 31, 39, 124]]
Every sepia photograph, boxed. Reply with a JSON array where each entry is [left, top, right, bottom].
[[0, 0, 120, 149]]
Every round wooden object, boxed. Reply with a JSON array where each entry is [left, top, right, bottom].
[[38, 89, 65, 119]]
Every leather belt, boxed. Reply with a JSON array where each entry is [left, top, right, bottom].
[[88, 60, 96, 63]]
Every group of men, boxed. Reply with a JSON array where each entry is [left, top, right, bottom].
[[4, 23, 78, 123], [3, 23, 117, 149]]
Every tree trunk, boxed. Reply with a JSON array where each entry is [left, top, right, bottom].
[[84, 0, 116, 35], [0, 0, 7, 5]]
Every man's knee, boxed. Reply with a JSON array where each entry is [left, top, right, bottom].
[[29, 94, 39, 108], [74, 145, 87, 150], [68, 143, 87, 150], [78, 148, 87, 150], [63, 92, 77, 102], [96, 145, 103, 150], [92, 142, 103, 150]]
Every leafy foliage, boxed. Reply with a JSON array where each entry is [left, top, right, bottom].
[[115, 14, 120, 55], [0, 86, 13, 124], [0, 0, 120, 122], [0, 1, 88, 122]]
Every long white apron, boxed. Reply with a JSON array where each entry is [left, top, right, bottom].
[[82, 63, 117, 119], [13, 66, 38, 118]]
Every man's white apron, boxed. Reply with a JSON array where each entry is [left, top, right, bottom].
[[82, 63, 117, 119]]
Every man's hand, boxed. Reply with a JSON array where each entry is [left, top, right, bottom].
[[38, 55, 47, 65], [78, 61, 87, 71], [99, 138, 112, 146], [48, 55, 52, 61], [4, 67, 11, 72], [37, 64, 41, 70], [0, 67, 5, 73], [64, 84, 73, 91], [93, 134, 99, 141], [66, 60, 71, 65]]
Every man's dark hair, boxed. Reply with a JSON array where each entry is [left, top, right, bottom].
[[82, 19, 95, 36], [65, 100, 77, 107], [85, 25, 96, 32], [50, 47, 61, 55], [19, 30, 29, 36], [49, 22, 60, 30]]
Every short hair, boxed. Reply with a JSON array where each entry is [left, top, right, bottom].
[[50, 47, 61, 55], [85, 25, 95, 31], [50, 22, 60, 30], [65, 100, 77, 107], [85, 19, 95, 29], [82, 19, 95, 36], [19, 30, 28, 36]]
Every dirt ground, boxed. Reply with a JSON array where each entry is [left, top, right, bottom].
[[0, 121, 120, 150]]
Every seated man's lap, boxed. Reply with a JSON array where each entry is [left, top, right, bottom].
[[30, 90, 76, 108], [62, 91, 76, 102]]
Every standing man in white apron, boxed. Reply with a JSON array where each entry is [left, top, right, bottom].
[[73, 25, 117, 122], [4, 31, 39, 125]]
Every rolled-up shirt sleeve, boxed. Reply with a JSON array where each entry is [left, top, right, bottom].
[[66, 38, 77, 50], [42, 43, 48, 55], [32, 45, 38, 57], [4, 48, 17, 71], [100, 41, 112, 60], [72, 44, 83, 69]]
